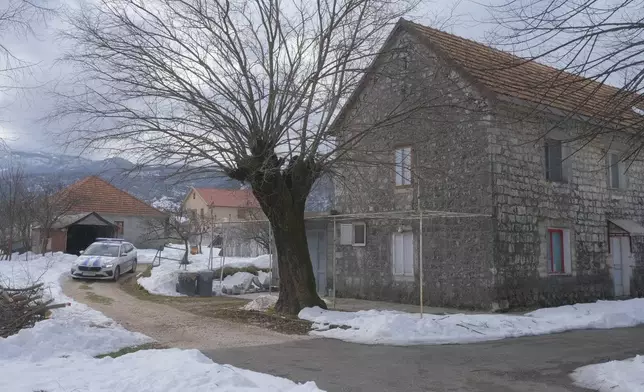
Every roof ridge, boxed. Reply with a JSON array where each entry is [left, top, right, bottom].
[[400, 19, 625, 95], [88, 176, 164, 215], [398, 19, 641, 124], [64, 175, 164, 216]]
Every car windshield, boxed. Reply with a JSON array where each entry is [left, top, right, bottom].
[[84, 243, 120, 257]]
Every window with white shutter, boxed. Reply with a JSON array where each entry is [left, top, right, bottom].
[[339, 224, 352, 245], [392, 232, 414, 277]]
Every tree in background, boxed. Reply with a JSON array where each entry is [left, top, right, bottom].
[[57, 0, 444, 314], [490, 0, 644, 155], [0, 0, 53, 148], [32, 181, 82, 255], [143, 205, 208, 264], [0, 165, 29, 259]]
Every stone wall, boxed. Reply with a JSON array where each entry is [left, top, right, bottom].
[[332, 30, 496, 308], [332, 28, 644, 310], [489, 107, 644, 308]]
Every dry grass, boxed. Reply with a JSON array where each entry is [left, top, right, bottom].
[[85, 292, 114, 305], [95, 342, 166, 358], [119, 265, 311, 335]]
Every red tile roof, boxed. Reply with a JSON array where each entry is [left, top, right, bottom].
[[194, 188, 260, 208], [401, 20, 643, 127], [63, 176, 165, 217]]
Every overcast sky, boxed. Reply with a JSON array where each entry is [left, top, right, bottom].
[[0, 0, 493, 156]]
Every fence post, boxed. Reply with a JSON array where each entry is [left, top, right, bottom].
[[333, 216, 337, 309], [419, 210, 423, 318], [268, 224, 273, 295]]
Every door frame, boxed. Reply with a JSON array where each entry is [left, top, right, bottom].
[[610, 235, 632, 297], [306, 229, 327, 296]]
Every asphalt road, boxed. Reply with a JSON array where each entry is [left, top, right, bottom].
[[204, 326, 644, 392]]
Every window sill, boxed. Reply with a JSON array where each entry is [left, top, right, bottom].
[[393, 274, 415, 281], [394, 186, 413, 194], [547, 272, 572, 277]]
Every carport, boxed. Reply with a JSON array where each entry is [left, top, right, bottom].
[[63, 212, 117, 255], [33, 212, 118, 255]]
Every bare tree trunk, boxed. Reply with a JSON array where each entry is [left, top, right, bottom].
[[254, 182, 326, 314], [271, 211, 326, 314]]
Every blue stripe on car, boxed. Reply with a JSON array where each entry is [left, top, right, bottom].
[[93, 258, 102, 267]]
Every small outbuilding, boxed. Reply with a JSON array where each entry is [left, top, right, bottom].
[[32, 176, 166, 254]]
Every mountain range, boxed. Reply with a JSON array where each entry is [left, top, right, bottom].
[[0, 150, 333, 211]]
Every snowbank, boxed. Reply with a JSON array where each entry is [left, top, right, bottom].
[[222, 271, 260, 293], [243, 295, 278, 312], [137, 247, 272, 296], [299, 298, 644, 346], [0, 253, 324, 392], [0, 253, 151, 360], [571, 355, 644, 392], [2, 349, 322, 392]]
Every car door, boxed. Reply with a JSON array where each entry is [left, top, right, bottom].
[[122, 244, 133, 270], [117, 244, 127, 270]]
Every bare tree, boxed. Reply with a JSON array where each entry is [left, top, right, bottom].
[[1, 0, 53, 128], [56, 0, 435, 313], [31, 181, 82, 255], [143, 206, 206, 264], [0, 165, 28, 259], [489, 0, 644, 156]]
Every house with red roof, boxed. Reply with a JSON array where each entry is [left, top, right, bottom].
[[32, 176, 166, 254], [181, 187, 262, 222]]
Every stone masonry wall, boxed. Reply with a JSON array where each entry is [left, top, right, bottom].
[[332, 30, 496, 308], [490, 107, 644, 308]]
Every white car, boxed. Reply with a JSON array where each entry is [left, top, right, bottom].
[[70, 239, 137, 281]]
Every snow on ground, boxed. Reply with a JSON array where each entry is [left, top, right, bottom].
[[243, 295, 278, 311], [2, 349, 322, 392], [299, 298, 644, 346], [137, 245, 272, 296], [0, 252, 324, 392], [571, 355, 644, 392], [0, 252, 151, 360]]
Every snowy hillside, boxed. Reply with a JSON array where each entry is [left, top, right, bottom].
[[1, 150, 334, 209]]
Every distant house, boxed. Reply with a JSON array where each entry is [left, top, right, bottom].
[[32, 176, 166, 254], [181, 187, 262, 222]]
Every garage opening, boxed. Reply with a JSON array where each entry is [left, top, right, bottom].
[[58, 213, 116, 255]]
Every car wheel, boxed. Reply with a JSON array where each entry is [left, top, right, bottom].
[[113, 266, 120, 282], [130, 258, 137, 273]]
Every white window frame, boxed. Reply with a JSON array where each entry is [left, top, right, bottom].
[[395, 146, 412, 187], [392, 231, 414, 277], [339, 224, 353, 245], [607, 151, 628, 190], [352, 222, 366, 246], [547, 227, 572, 275], [339, 222, 366, 246]]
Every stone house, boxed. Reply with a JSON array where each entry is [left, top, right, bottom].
[[32, 176, 166, 254], [330, 19, 644, 310]]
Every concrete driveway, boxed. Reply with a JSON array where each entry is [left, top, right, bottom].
[[204, 325, 644, 392]]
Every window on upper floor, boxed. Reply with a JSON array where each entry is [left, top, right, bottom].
[[607, 152, 628, 190], [545, 139, 563, 182], [395, 146, 412, 187]]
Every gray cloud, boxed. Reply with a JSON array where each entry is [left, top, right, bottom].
[[0, 0, 492, 155]]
